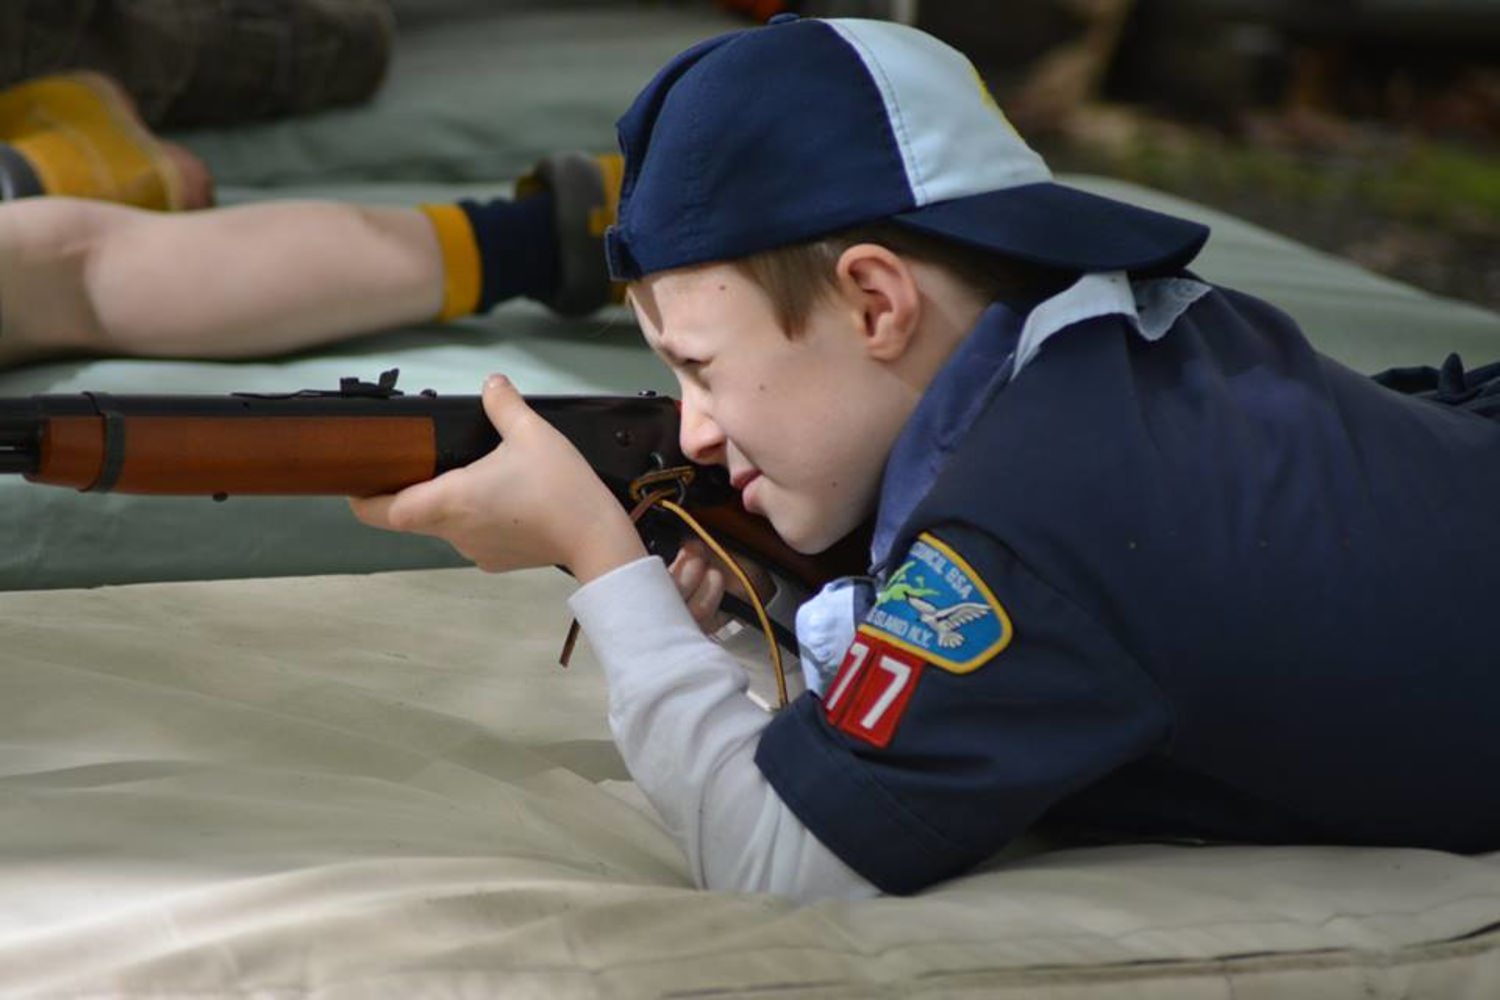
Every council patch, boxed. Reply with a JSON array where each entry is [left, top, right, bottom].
[[862, 532, 1012, 673]]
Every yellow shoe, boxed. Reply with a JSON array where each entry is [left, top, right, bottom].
[[0, 71, 210, 210]]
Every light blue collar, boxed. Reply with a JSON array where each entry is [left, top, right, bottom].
[[869, 272, 1211, 568]]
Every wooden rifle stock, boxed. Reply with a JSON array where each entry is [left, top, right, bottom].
[[0, 372, 868, 590]]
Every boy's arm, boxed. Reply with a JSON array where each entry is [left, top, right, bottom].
[[755, 527, 1174, 894], [569, 555, 879, 900], [350, 378, 876, 899], [0, 197, 444, 366]]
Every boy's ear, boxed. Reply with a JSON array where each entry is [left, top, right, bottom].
[[836, 244, 920, 362]]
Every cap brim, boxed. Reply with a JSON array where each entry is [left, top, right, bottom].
[[890, 182, 1209, 275]]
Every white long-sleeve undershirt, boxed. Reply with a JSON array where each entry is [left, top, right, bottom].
[[567, 555, 878, 902]]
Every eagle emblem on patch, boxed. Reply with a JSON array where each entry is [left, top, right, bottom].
[[863, 533, 1012, 673]]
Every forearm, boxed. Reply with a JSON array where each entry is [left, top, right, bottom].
[[569, 556, 878, 901], [0, 197, 443, 363]]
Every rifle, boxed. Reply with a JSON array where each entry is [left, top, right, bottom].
[[0, 371, 870, 701]]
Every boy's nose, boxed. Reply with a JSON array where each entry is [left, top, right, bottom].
[[678, 399, 726, 465]]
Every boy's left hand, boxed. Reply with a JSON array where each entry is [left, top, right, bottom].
[[669, 538, 777, 636], [349, 374, 647, 583]]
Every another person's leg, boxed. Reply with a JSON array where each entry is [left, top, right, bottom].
[[0, 151, 622, 368], [0, 197, 442, 367], [0, 0, 394, 129], [0, 0, 393, 213]]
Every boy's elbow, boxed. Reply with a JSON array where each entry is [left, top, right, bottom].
[[699, 857, 882, 903], [695, 802, 882, 903]]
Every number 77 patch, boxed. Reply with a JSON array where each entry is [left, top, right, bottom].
[[821, 631, 925, 748]]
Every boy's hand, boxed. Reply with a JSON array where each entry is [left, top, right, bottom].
[[669, 538, 775, 635], [349, 374, 647, 583]]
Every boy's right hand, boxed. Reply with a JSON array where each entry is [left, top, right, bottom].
[[349, 374, 646, 584]]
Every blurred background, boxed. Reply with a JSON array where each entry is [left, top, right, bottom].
[[775, 0, 1499, 310], [5, 0, 1495, 310]]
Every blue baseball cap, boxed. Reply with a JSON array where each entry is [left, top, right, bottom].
[[604, 16, 1209, 282]]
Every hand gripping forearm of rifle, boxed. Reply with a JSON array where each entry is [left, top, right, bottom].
[[0, 369, 869, 595]]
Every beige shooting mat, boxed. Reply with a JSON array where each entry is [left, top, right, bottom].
[[1, 567, 1499, 997]]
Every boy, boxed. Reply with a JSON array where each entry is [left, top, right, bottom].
[[347, 16, 1500, 900], [7, 17, 1500, 901]]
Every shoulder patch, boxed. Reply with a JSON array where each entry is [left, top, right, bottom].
[[864, 532, 1013, 673], [822, 632, 925, 748]]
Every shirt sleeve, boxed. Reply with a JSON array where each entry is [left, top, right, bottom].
[[567, 556, 878, 901], [755, 525, 1172, 895]]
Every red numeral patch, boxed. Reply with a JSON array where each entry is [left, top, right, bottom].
[[821, 634, 924, 748]]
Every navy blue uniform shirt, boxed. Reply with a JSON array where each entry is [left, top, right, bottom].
[[756, 277, 1500, 895]]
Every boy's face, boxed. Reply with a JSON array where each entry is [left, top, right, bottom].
[[630, 262, 916, 554]]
